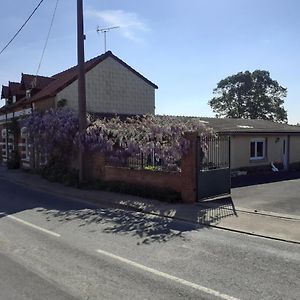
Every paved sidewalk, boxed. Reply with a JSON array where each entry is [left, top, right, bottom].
[[0, 166, 299, 244]]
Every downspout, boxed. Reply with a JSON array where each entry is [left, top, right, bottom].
[[195, 135, 200, 202], [5, 111, 9, 161], [30, 101, 36, 169], [228, 136, 231, 194], [287, 135, 290, 171], [12, 111, 15, 151]]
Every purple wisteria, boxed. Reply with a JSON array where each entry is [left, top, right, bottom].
[[24, 108, 212, 171], [23, 108, 79, 163]]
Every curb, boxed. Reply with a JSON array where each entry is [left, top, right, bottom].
[[197, 200, 300, 221], [234, 207, 300, 221], [0, 172, 299, 245]]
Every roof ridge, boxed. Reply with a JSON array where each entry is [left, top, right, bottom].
[[22, 73, 52, 79], [12, 51, 158, 105], [52, 51, 110, 78]]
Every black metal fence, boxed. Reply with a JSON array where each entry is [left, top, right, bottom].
[[197, 135, 231, 200], [198, 135, 230, 171], [106, 152, 165, 171]]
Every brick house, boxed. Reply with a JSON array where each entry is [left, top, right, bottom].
[[0, 51, 158, 166]]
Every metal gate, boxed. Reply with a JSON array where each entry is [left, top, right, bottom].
[[197, 135, 231, 200]]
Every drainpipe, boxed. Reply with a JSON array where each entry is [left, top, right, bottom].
[[287, 135, 290, 171], [29, 101, 36, 169], [5, 111, 9, 161]]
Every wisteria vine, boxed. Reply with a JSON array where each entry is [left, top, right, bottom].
[[23, 108, 213, 171]]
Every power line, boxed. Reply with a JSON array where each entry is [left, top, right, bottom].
[[0, 0, 46, 56], [36, 0, 60, 76]]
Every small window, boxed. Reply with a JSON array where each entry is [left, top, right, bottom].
[[250, 139, 265, 160], [21, 127, 27, 137], [26, 90, 31, 99], [1, 129, 6, 138]]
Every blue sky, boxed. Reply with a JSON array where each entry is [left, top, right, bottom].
[[0, 0, 299, 124]]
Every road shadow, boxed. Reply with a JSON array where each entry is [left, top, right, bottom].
[[41, 206, 208, 244], [231, 171, 300, 188], [0, 174, 237, 245], [196, 196, 237, 224], [37, 196, 238, 244]]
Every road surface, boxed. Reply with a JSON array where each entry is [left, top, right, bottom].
[[0, 178, 299, 299]]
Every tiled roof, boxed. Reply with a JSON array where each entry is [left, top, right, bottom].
[[1, 85, 9, 99], [21, 73, 54, 90], [197, 117, 300, 134], [25, 51, 158, 104], [8, 81, 24, 96]]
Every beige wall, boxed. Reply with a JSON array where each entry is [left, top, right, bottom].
[[56, 57, 155, 115], [230, 135, 288, 169], [290, 136, 300, 163]]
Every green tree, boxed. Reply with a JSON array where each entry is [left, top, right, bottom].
[[209, 70, 288, 123]]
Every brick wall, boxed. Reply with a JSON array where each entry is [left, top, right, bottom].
[[85, 133, 198, 203]]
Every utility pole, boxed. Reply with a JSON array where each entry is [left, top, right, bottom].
[[77, 0, 87, 182], [96, 26, 119, 53]]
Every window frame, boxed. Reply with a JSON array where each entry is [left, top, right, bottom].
[[20, 127, 29, 161], [250, 138, 266, 160]]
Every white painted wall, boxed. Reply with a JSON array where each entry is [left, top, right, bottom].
[[56, 57, 155, 115]]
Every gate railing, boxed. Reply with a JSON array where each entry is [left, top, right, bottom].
[[198, 135, 230, 171], [197, 135, 231, 200]]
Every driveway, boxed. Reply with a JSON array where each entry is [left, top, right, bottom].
[[231, 172, 300, 216]]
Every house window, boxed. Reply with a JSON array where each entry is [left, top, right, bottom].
[[1, 129, 7, 160], [26, 89, 31, 99], [250, 138, 265, 160], [20, 127, 29, 162]]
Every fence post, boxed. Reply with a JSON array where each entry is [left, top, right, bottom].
[[180, 132, 198, 203]]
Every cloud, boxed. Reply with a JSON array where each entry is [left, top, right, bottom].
[[85, 9, 150, 42]]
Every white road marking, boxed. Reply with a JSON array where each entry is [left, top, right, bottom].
[[96, 249, 239, 300], [0, 213, 61, 237]]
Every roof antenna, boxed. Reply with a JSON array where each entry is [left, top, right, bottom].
[[96, 26, 119, 53]]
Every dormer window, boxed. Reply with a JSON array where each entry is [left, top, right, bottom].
[[26, 89, 31, 99]]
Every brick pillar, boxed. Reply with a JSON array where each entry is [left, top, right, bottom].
[[84, 152, 105, 180], [180, 132, 198, 203]]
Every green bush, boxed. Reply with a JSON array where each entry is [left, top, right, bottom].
[[39, 160, 79, 187], [7, 150, 20, 169], [89, 179, 181, 203]]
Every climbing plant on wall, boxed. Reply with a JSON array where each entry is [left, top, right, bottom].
[[24, 108, 213, 171]]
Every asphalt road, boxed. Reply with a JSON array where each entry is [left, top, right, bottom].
[[0, 178, 299, 300], [0, 252, 76, 300], [231, 172, 300, 215]]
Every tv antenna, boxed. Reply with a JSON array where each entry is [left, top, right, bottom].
[[96, 26, 119, 52]]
